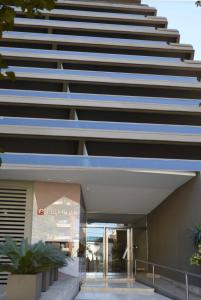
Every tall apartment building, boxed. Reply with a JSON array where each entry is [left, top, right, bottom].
[[0, 0, 201, 289]]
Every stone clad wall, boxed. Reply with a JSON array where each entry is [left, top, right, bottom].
[[147, 173, 201, 275]]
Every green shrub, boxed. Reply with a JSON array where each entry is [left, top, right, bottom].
[[193, 225, 201, 249], [0, 236, 67, 274], [190, 244, 201, 266]]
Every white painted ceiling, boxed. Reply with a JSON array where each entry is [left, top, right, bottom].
[[0, 167, 195, 214]]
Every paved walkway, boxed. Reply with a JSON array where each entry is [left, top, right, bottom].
[[0, 274, 79, 300], [75, 279, 170, 300]]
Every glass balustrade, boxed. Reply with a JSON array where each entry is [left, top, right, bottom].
[[0, 89, 200, 107], [0, 153, 201, 171], [7, 66, 199, 83], [1, 116, 201, 134], [0, 46, 182, 62], [3, 31, 168, 45]]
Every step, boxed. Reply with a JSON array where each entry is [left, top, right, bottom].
[[81, 280, 155, 294]]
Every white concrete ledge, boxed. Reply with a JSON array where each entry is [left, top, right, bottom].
[[14, 8, 167, 26], [2, 32, 193, 58], [1, 47, 199, 72], [14, 18, 179, 41], [0, 89, 201, 113], [7, 67, 201, 91], [55, 0, 156, 14], [1, 117, 201, 143]]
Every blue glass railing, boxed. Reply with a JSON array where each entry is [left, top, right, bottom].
[[0, 89, 200, 108], [0, 153, 201, 171], [15, 17, 158, 31], [15, 8, 152, 21], [1, 117, 201, 135], [3, 31, 168, 46], [8, 66, 199, 83], [0, 46, 182, 63]]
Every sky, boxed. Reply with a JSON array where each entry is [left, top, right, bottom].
[[142, 0, 201, 59]]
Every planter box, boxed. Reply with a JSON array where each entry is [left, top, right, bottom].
[[6, 273, 42, 300], [53, 268, 59, 281], [42, 270, 50, 292], [49, 268, 54, 286]]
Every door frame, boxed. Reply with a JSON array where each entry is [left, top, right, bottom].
[[103, 227, 133, 279]]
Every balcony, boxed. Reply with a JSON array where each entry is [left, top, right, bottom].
[[12, 18, 178, 42], [54, 0, 156, 15], [0, 152, 201, 172], [14, 8, 167, 27], [1, 31, 194, 59], [3, 47, 200, 77], [1, 116, 201, 143], [1, 89, 200, 114], [1, 67, 201, 98]]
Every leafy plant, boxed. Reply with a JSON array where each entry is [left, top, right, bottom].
[[190, 244, 201, 266], [193, 225, 201, 249], [42, 242, 67, 268], [0, 236, 67, 274]]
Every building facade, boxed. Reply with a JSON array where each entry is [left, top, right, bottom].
[[0, 0, 201, 290]]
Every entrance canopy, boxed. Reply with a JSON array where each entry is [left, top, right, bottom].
[[0, 153, 195, 216]]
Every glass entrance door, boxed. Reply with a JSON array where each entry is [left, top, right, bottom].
[[86, 225, 133, 279], [105, 228, 133, 278]]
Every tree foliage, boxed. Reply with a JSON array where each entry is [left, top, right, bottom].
[[0, 0, 56, 79]]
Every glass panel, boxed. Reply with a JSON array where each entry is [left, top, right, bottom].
[[1, 153, 201, 172], [1, 117, 201, 135], [1, 89, 200, 108], [0, 46, 182, 63], [135, 261, 153, 287], [188, 273, 201, 300], [107, 228, 128, 276], [154, 266, 186, 300], [15, 17, 158, 31], [86, 227, 104, 275], [9, 66, 198, 83], [5, 31, 167, 45]]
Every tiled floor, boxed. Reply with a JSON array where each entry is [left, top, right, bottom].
[[40, 274, 80, 300], [75, 291, 170, 300], [75, 279, 170, 300]]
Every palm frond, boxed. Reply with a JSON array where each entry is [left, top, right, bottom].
[[0, 236, 67, 274]]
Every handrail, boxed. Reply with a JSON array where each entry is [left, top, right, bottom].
[[135, 259, 201, 300], [135, 258, 201, 279]]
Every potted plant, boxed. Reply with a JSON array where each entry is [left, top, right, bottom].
[[42, 243, 67, 285], [0, 237, 67, 299], [190, 244, 201, 266], [190, 225, 201, 267], [0, 237, 46, 300], [193, 225, 201, 249]]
